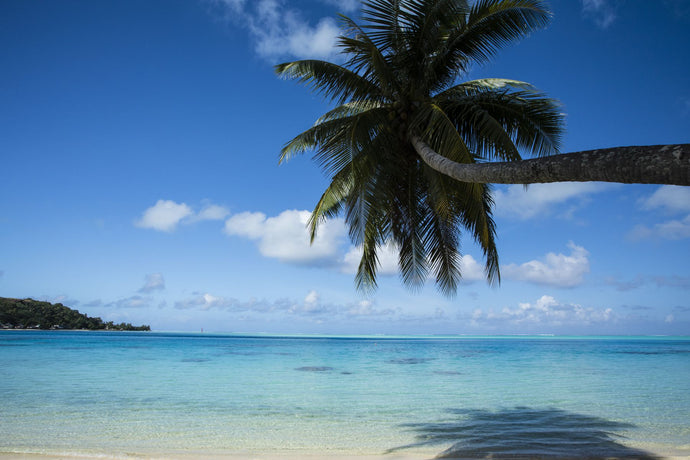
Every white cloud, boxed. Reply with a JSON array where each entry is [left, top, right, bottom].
[[135, 200, 193, 232], [581, 0, 617, 28], [139, 273, 165, 293], [630, 187, 690, 240], [214, 0, 342, 61], [640, 185, 690, 213], [109, 295, 151, 309], [217, 0, 245, 14], [493, 183, 612, 220], [459, 255, 486, 282], [224, 209, 347, 265], [173, 290, 398, 320], [320, 0, 360, 13], [175, 293, 240, 311], [629, 215, 690, 240], [304, 289, 320, 305], [341, 242, 399, 275], [194, 204, 231, 222], [472, 295, 614, 327], [135, 200, 229, 232], [503, 242, 590, 287]]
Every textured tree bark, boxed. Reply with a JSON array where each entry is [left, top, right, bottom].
[[411, 136, 690, 185]]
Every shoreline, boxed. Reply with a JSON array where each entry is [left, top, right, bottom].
[[0, 452, 432, 460], [2, 452, 689, 460], [2, 443, 689, 460]]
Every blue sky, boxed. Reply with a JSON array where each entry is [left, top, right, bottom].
[[1, 0, 689, 335]]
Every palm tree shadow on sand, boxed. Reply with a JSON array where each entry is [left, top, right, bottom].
[[387, 407, 660, 459]]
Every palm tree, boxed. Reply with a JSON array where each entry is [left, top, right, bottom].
[[276, 0, 689, 294]]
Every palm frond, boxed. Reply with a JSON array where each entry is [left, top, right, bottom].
[[308, 169, 352, 242], [275, 59, 381, 104], [438, 79, 563, 159], [280, 106, 390, 170], [453, 181, 500, 284], [392, 172, 429, 290], [410, 103, 474, 164], [427, 0, 551, 88], [337, 16, 399, 98], [424, 204, 462, 296], [459, 0, 551, 64], [315, 100, 384, 124]]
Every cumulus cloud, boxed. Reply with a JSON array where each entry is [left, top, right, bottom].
[[135, 200, 193, 232], [174, 290, 397, 320], [320, 0, 360, 13], [194, 204, 231, 222], [630, 186, 690, 240], [341, 243, 399, 275], [108, 295, 152, 309], [503, 242, 590, 287], [135, 200, 229, 232], [175, 293, 240, 311], [224, 209, 347, 265], [459, 255, 486, 282], [304, 290, 320, 305], [214, 0, 343, 60], [581, 0, 618, 28], [139, 273, 166, 293], [493, 183, 612, 220], [472, 295, 614, 327], [629, 215, 690, 240], [640, 185, 690, 213]]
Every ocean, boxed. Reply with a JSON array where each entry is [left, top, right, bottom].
[[1, 331, 688, 458]]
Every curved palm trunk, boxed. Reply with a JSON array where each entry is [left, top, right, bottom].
[[411, 136, 690, 185]]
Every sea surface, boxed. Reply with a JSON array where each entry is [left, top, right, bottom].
[[0, 331, 689, 459]]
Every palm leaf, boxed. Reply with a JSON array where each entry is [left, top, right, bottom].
[[275, 60, 382, 104]]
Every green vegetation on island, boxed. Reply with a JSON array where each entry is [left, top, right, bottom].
[[0, 297, 150, 331]]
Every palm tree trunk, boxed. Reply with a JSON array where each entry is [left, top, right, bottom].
[[411, 136, 690, 185]]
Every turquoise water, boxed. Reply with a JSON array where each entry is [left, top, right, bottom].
[[1, 331, 689, 458]]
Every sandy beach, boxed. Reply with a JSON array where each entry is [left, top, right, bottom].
[[0, 453, 432, 460], [2, 452, 689, 460]]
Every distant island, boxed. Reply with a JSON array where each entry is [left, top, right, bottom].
[[0, 297, 150, 331]]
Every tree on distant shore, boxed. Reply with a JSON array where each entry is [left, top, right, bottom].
[[276, 0, 689, 294], [0, 297, 150, 331]]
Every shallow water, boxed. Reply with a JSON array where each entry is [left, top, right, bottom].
[[1, 331, 688, 458]]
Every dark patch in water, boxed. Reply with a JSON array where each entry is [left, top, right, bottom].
[[295, 366, 333, 372], [387, 358, 433, 365], [340, 371, 353, 375], [224, 350, 264, 356], [181, 358, 210, 363], [617, 350, 690, 355], [433, 370, 462, 375]]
